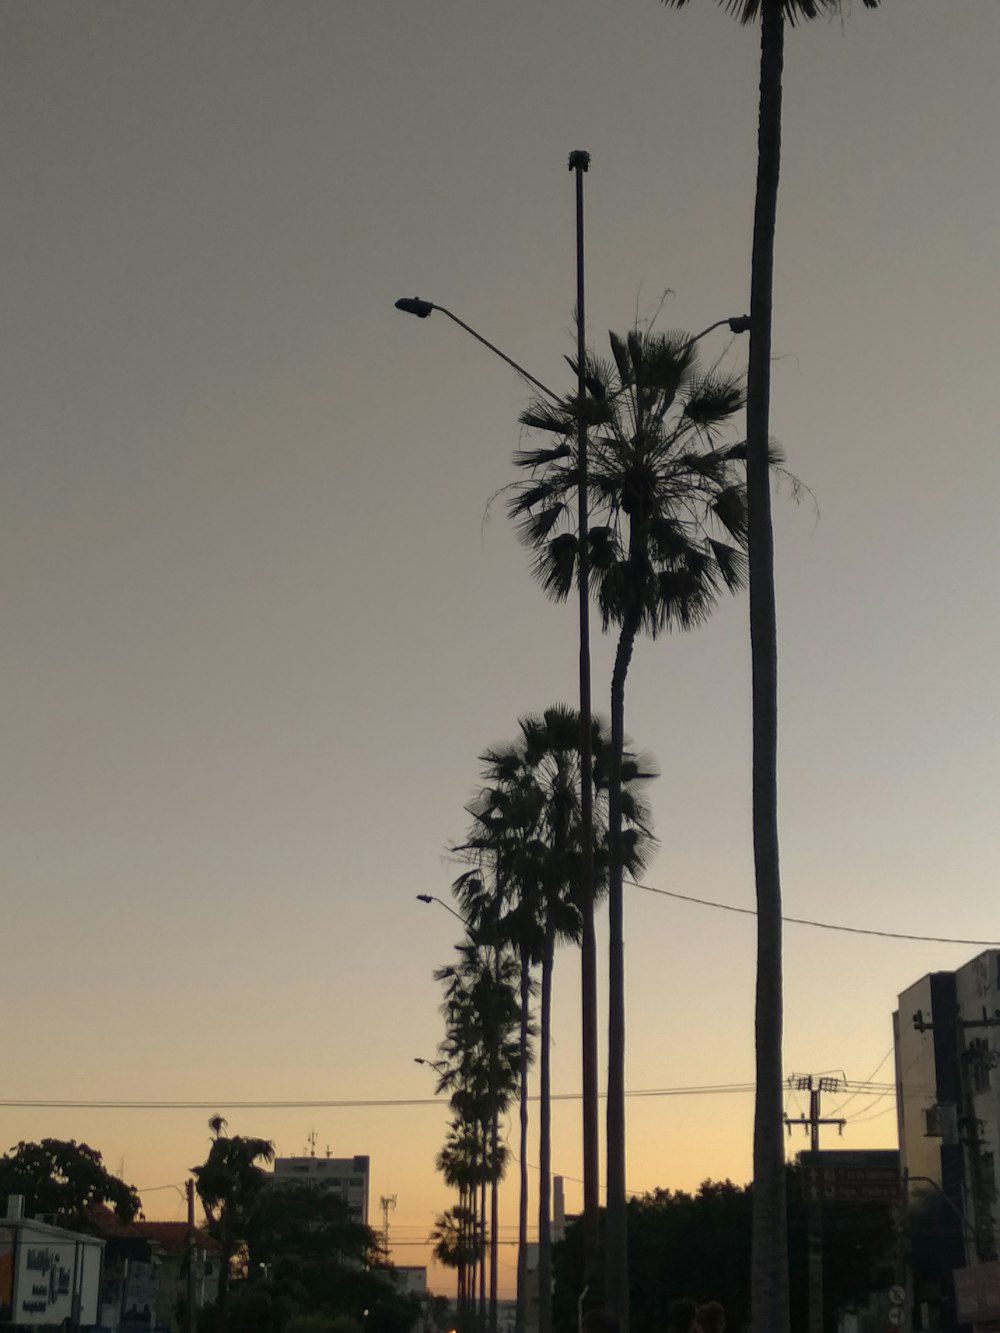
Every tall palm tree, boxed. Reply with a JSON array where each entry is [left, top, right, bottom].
[[511, 330, 750, 1329], [192, 1126, 275, 1320], [435, 941, 520, 1333], [658, 5, 878, 1331], [456, 706, 656, 1333]]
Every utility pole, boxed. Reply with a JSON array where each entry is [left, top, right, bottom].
[[913, 1002, 1000, 1263], [186, 1178, 197, 1333], [785, 1075, 846, 1333]]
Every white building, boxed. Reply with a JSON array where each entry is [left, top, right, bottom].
[[894, 950, 1000, 1269], [0, 1198, 105, 1328], [271, 1154, 370, 1226]]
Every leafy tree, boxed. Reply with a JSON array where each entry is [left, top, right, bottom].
[[245, 1182, 376, 1283], [0, 1138, 140, 1227], [193, 1123, 275, 1317], [512, 331, 748, 1324], [553, 1167, 894, 1333], [656, 4, 880, 1330]]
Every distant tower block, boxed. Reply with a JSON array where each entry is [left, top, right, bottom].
[[271, 1154, 371, 1226]]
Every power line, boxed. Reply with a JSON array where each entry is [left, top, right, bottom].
[[0, 1084, 758, 1111], [626, 877, 1000, 946], [0, 1080, 894, 1113]]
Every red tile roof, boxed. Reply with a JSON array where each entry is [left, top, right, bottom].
[[134, 1222, 222, 1256]]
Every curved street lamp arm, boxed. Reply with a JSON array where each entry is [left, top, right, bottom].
[[431, 306, 561, 402], [395, 296, 561, 402], [416, 892, 469, 925], [682, 315, 752, 352]]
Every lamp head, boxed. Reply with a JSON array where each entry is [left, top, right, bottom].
[[728, 315, 752, 335], [395, 297, 434, 318]]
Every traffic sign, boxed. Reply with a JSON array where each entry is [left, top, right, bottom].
[[799, 1150, 901, 1203]]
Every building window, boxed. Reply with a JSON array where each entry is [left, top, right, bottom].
[[969, 1039, 993, 1094], [983, 1152, 997, 1202]]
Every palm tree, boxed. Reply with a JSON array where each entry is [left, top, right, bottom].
[[435, 941, 520, 1333], [457, 706, 656, 1333], [511, 331, 750, 1329], [658, 6, 878, 1331], [192, 1124, 275, 1320], [430, 1204, 481, 1321], [454, 779, 541, 1333]]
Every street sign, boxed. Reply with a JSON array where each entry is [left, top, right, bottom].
[[887, 1308, 904, 1326], [888, 1287, 906, 1307], [799, 1150, 901, 1203]]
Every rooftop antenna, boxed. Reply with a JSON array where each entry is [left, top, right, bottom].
[[380, 1194, 397, 1253], [307, 1130, 317, 1158]]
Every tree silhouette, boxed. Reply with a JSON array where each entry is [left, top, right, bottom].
[[657, 5, 880, 1330], [512, 329, 749, 1324]]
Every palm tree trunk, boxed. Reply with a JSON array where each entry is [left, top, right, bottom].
[[537, 924, 556, 1333], [489, 1106, 499, 1333], [581, 898, 601, 1295], [605, 616, 639, 1333], [479, 1139, 487, 1333], [516, 944, 531, 1333], [747, 5, 789, 1333]]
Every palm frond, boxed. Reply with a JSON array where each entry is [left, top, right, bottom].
[[709, 539, 749, 592], [512, 442, 573, 471], [682, 373, 745, 426], [518, 403, 574, 436], [711, 486, 749, 541], [534, 531, 579, 602]]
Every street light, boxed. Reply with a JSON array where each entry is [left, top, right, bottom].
[[394, 299, 559, 402], [416, 893, 468, 925]]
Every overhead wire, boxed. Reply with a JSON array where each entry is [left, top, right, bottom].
[[625, 877, 1000, 946]]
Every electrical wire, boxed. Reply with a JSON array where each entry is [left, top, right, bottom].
[[625, 877, 1000, 946], [0, 1083, 766, 1112]]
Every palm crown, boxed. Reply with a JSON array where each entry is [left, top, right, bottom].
[[511, 328, 754, 637], [662, 0, 878, 22]]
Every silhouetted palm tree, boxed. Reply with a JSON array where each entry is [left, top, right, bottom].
[[435, 941, 520, 1333], [657, 6, 878, 1330], [512, 331, 749, 1328], [192, 1128, 275, 1319], [457, 706, 656, 1333], [430, 1204, 481, 1321]]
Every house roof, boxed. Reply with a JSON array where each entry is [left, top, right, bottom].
[[134, 1221, 222, 1256], [85, 1204, 146, 1239]]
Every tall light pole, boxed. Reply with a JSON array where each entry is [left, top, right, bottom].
[[396, 160, 604, 1308], [567, 147, 601, 1311]]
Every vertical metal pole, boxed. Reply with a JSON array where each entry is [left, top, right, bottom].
[[568, 147, 599, 1299], [187, 1178, 197, 1333], [807, 1083, 822, 1333]]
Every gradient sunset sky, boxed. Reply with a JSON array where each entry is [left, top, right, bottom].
[[2, 0, 998, 1297]]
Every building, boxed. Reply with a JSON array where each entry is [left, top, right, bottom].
[[270, 1155, 370, 1226], [0, 1197, 105, 1328], [131, 1222, 221, 1333], [894, 950, 1000, 1275]]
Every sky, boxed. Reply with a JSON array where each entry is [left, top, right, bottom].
[[2, 0, 999, 1299]]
